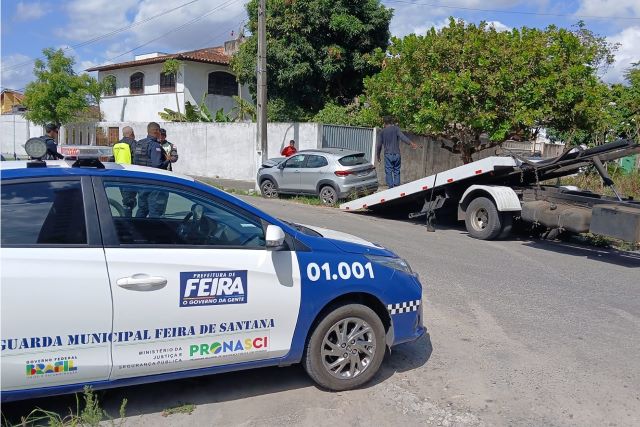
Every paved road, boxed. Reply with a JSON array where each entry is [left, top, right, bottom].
[[4, 197, 639, 426]]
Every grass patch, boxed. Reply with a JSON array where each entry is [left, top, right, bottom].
[[2, 387, 127, 427], [161, 402, 196, 417], [557, 169, 640, 200]]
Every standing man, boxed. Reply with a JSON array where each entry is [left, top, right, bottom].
[[112, 126, 135, 164], [132, 122, 170, 218], [281, 140, 297, 157], [376, 116, 418, 188], [41, 124, 64, 160], [112, 126, 136, 217], [158, 128, 179, 171]]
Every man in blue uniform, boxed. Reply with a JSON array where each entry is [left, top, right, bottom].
[[41, 124, 64, 160], [132, 122, 170, 217]]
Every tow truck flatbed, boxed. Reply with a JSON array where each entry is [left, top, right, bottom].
[[340, 156, 519, 211]]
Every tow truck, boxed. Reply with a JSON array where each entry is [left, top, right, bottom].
[[341, 140, 640, 243]]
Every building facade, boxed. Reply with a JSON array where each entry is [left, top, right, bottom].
[[87, 43, 250, 123]]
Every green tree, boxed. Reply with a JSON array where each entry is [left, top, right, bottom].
[[610, 64, 640, 141], [231, 0, 392, 121], [364, 19, 615, 162], [162, 58, 183, 118], [23, 48, 104, 125]]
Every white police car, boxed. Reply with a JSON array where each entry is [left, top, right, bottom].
[[1, 141, 424, 402]]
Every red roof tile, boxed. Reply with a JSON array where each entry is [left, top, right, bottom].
[[86, 46, 230, 72]]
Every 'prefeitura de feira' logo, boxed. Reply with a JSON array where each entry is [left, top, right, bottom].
[[180, 270, 248, 307]]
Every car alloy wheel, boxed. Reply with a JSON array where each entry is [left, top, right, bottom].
[[319, 186, 337, 205], [260, 179, 278, 198], [321, 317, 377, 380]]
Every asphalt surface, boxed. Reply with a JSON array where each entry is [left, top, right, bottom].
[[3, 196, 639, 426]]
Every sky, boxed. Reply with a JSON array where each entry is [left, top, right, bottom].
[[1, 0, 639, 93]]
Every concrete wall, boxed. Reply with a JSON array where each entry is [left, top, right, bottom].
[[374, 134, 563, 186], [62, 121, 321, 181], [0, 114, 43, 158]]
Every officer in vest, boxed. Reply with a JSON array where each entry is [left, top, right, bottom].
[[158, 128, 178, 171], [132, 122, 170, 218], [41, 124, 64, 160], [112, 126, 137, 217]]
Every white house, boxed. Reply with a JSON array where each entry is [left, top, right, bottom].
[[87, 40, 250, 123]]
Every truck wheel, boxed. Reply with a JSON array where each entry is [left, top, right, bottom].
[[465, 197, 503, 240], [304, 304, 385, 391], [260, 179, 278, 199]]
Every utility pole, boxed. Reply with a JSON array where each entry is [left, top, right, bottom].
[[256, 0, 268, 165]]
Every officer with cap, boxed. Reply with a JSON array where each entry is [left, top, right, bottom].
[[41, 124, 64, 160], [133, 122, 170, 218]]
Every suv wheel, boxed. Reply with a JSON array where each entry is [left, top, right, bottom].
[[304, 304, 385, 391], [319, 185, 338, 205], [260, 179, 278, 199]]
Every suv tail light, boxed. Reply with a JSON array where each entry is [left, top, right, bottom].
[[334, 170, 353, 176]]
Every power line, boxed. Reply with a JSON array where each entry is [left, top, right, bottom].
[[1, 0, 202, 73], [384, 0, 640, 21], [93, 0, 241, 67]]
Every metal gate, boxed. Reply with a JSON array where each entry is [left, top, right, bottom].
[[321, 124, 374, 161]]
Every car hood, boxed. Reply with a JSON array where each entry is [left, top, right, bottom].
[[299, 224, 393, 256]]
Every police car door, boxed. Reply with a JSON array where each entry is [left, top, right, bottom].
[[1, 178, 112, 392], [94, 178, 301, 380]]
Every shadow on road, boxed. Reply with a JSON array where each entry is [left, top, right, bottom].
[[523, 239, 640, 268], [1, 334, 433, 422]]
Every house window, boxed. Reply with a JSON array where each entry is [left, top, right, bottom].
[[130, 72, 144, 95], [160, 72, 176, 93], [103, 75, 116, 97], [208, 72, 237, 97]]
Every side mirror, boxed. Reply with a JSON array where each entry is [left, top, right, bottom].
[[265, 224, 286, 250], [278, 162, 286, 170]]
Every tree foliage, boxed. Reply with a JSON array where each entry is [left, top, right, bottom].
[[231, 0, 392, 121], [363, 19, 616, 162], [23, 48, 103, 125]]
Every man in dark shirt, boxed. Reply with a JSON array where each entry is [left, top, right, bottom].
[[41, 124, 64, 160], [376, 116, 417, 188], [133, 122, 170, 218]]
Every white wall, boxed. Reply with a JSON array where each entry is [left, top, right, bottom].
[[99, 62, 186, 122], [184, 62, 251, 116], [101, 93, 185, 122], [62, 121, 321, 181], [0, 114, 43, 158], [97, 61, 250, 122]]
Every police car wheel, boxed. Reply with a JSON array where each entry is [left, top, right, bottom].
[[304, 304, 385, 391]]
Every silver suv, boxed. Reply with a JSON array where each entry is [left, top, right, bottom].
[[257, 149, 378, 205]]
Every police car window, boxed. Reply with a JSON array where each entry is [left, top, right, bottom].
[[104, 182, 265, 248], [1, 181, 87, 245]]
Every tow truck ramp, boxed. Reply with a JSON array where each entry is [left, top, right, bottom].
[[340, 156, 518, 211]]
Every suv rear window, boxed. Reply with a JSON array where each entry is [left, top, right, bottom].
[[338, 153, 367, 166]]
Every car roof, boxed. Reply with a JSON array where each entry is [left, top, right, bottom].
[[297, 148, 364, 157], [0, 160, 195, 182]]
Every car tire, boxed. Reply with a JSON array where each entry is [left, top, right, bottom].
[[260, 179, 278, 199], [303, 304, 385, 391], [319, 185, 338, 205], [465, 196, 503, 240]]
